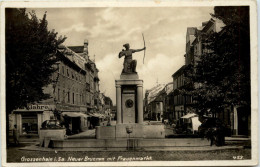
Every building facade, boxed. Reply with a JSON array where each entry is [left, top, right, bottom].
[[10, 45, 89, 136], [10, 39, 111, 136], [171, 17, 250, 136], [172, 65, 188, 121], [172, 19, 224, 121], [144, 84, 165, 121]]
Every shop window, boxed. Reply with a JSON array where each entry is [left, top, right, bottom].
[[22, 113, 38, 135]]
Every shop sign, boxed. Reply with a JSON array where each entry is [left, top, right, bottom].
[[16, 105, 55, 111]]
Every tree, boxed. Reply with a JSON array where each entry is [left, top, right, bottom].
[[180, 6, 250, 117], [6, 8, 66, 144]]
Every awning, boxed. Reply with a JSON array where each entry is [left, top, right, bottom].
[[62, 112, 88, 118], [87, 113, 106, 118], [181, 113, 197, 119], [191, 117, 202, 131]]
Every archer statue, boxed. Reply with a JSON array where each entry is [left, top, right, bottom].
[[118, 43, 146, 74]]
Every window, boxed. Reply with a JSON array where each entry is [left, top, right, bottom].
[[68, 91, 70, 103], [67, 68, 70, 77], [57, 89, 60, 101], [62, 66, 65, 75], [72, 71, 74, 79], [80, 94, 82, 104], [62, 90, 65, 102], [72, 93, 75, 104], [57, 64, 60, 73]]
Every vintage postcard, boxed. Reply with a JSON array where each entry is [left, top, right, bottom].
[[0, 0, 258, 166]]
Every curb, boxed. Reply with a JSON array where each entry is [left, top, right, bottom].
[[19, 145, 245, 152]]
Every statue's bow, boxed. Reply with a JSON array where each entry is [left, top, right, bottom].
[[142, 33, 146, 64]]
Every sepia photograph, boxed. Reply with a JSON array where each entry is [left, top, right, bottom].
[[0, 0, 258, 166]]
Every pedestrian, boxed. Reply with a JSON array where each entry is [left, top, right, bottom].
[[13, 125, 19, 146]]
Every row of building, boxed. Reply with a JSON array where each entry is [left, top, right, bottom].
[[9, 40, 114, 136], [144, 18, 250, 136]]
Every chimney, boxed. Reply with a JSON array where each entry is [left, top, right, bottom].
[[83, 39, 89, 60]]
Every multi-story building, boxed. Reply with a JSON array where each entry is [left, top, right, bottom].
[[143, 83, 173, 122], [143, 84, 165, 121], [93, 62, 101, 112], [162, 82, 174, 123], [9, 39, 109, 136], [172, 19, 224, 119], [192, 19, 250, 136], [69, 40, 101, 113], [172, 65, 188, 120], [10, 44, 89, 136], [103, 95, 113, 117], [172, 18, 250, 136]]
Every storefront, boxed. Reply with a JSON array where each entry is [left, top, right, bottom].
[[61, 112, 88, 135], [56, 104, 89, 134], [10, 105, 55, 136], [232, 106, 250, 136], [87, 113, 106, 128], [174, 105, 185, 120]]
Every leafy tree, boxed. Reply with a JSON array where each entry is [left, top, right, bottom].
[[6, 8, 66, 144], [181, 6, 250, 117]]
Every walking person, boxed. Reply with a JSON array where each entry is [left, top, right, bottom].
[[13, 125, 19, 146]]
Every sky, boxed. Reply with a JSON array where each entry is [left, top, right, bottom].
[[30, 7, 214, 104]]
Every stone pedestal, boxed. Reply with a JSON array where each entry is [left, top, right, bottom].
[[114, 73, 144, 138], [115, 73, 143, 125], [96, 72, 165, 139]]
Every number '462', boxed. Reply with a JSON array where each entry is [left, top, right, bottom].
[[233, 156, 243, 160]]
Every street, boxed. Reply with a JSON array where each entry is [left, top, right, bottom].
[[6, 124, 251, 162], [7, 143, 251, 162]]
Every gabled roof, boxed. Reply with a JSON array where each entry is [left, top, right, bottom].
[[146, 84, 165, 104], [68, 46, 84, 53], [57, 45, 86, 74], [186, 27, 197, 35], [172, 65, 186, 77]]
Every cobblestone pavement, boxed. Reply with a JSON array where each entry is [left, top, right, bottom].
[[6, 143, 251, 162], [5, 123, 252, 163]]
